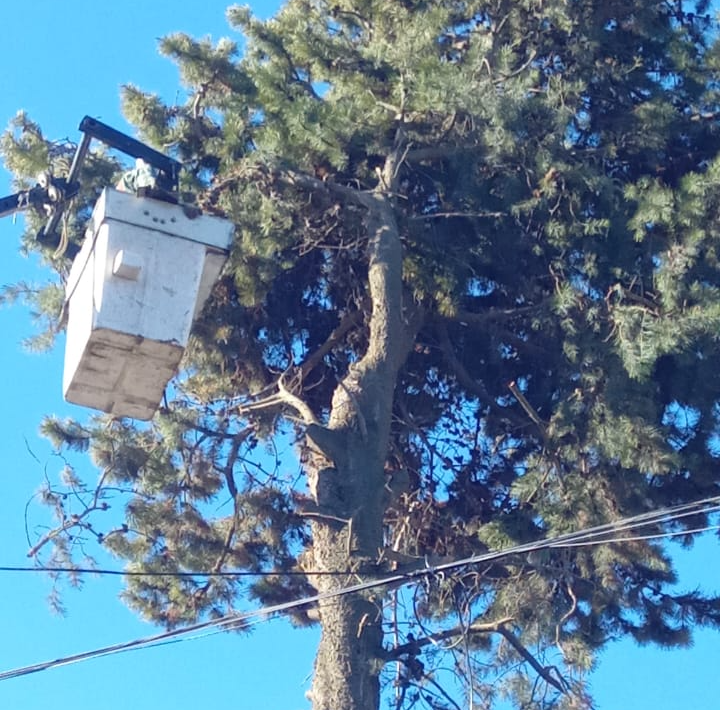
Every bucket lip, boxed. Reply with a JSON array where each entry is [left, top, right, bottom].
[[66, 188, 233, 297], [93, 187, 234, 252]]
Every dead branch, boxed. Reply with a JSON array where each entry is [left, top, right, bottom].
[[27, 501, 108, 559], [389, 614, 569, 696], [495, 50, 538, 84], [555, 582, 579, 659]]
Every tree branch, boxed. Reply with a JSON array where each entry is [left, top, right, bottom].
[[276, 166, 369, 206], [508, 380, 547, 435], [387, 601, 569, 695], [28, 470, 112, 559], [435, 320, 499, 411], [452, 303, 547, 326], [203, 161, 372, 216], [496, 626, 568, 694], [299, 310, 363, 378], [408, 210, 505, 221], [277, 371, 318, 425], [389, 616, 515, 659]]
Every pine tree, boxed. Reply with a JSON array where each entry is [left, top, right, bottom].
[[4, 1, 720, 708]]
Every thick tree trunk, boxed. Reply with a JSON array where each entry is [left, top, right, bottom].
[[308, 440, 385, 710], [306, 192, 416, 710]]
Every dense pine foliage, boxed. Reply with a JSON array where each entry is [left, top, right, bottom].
[[3, 1, 720, 708]]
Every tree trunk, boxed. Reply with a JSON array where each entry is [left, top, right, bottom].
[[308, 443, 385, 710], [306, 191, 417, 710]]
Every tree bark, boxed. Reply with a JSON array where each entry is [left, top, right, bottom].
[[306, 192, 416, 710]]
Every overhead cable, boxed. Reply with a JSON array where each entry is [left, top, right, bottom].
[[0, 566, 347, 577], [8, 495, 718, 580], [0, 494, 717, 682]]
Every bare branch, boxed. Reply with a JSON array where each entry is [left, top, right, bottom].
[[277, 371, 318, 425], [496, 625, 568, 695], [555, 582, 579, 659], [494, 50, 538, 83], [299, 310, 363, 378], [508, 380, 547, 434], [277, 167, 369, 206], [27, 502, 108, 559], [231, 371, 317, 424], [452, 303, 547, 326], [191, 429, 258, 607], [408, 210, 505, 221], [435, 321, 500, 411], [388, 616, 514, 658]]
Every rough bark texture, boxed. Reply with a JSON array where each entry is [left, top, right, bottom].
[[307, 190, 412, 710]]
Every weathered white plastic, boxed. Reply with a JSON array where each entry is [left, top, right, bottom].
[[63, 188, 234, 420]]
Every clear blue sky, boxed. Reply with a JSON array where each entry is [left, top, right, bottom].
[[0, 3, 717, 709]]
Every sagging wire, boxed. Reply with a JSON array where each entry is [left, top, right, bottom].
[[0, 494, 717, 682], [10, 497, 713, 580]]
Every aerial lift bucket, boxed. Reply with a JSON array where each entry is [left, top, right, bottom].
[[62, 188, 233, 419]]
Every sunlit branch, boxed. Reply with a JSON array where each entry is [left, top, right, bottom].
[[27, 500, 108, 559]]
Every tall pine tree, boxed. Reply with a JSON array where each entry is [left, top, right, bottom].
[[3, 1, 720, 708]]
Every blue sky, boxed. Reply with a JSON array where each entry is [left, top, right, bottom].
[[0, 2, 717, 709]]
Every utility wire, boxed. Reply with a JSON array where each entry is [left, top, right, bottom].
[[9, 495, 719, 581], [0, 494, 718, 683], [557, 523, 720, 547], [0, 566, 349, 577]]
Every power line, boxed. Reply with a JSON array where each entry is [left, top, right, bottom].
[[0, 495, 718, 683], [9, 494, 719, 581], [0, 566, 348, 577], [556, 523, 720, 547]]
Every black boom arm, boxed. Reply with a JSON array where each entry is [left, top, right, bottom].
[[0, 115, 182, 247]]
